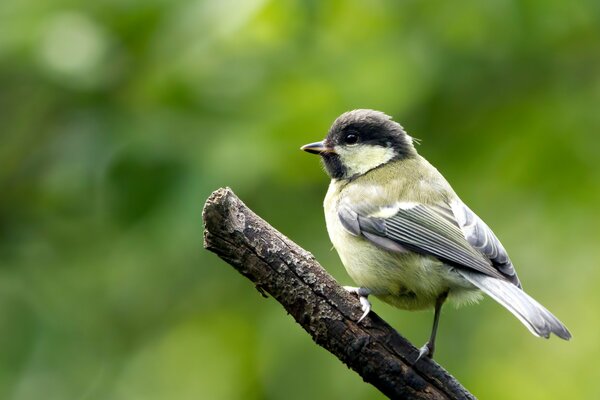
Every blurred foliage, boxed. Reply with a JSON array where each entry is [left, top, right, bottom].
[[1, 0, 599, 399]]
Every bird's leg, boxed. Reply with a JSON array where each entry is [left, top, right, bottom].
[[343, 286, 372, 323], [417, 291, 449, 362]]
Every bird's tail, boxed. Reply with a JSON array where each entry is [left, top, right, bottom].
[[457, 270, 572, 340]]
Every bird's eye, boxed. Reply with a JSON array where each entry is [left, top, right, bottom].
[[344, 133, 359, 145]]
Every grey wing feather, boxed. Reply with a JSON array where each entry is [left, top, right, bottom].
[[339, 206, 408, 252], [451, 199, 521, 287], [338, 206, 361, 236]]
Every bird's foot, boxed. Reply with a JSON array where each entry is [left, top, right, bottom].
[[343, 286, 371, 323], [415, 341, 434, 363]]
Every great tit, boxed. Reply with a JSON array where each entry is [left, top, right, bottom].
[[301, 109, 571, 360]]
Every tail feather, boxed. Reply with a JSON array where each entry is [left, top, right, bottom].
[[458, 270, 571, 340]]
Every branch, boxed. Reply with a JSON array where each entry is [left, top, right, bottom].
[[202, 187, 476, 400]]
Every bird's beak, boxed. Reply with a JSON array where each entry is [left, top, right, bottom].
[[300, 141, 336, 155]]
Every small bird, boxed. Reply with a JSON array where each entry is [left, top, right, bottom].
[[301, 109, 571, 361]]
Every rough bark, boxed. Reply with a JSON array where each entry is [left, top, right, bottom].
[[202, 187, 476, 400]]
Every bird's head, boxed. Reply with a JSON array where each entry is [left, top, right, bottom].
[[301, 109, 416, 180]]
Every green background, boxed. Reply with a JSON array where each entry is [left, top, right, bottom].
[[1, 1, 599, 399]]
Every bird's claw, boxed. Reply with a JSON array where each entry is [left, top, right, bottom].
[[357, 296, 371, 323], [343, 286, 372, 323], [415, 341, 432, 363]]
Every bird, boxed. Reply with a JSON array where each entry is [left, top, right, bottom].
[[301, 109, 571, 361]]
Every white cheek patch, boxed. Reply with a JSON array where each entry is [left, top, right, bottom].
[[335, 144, 397, 177]]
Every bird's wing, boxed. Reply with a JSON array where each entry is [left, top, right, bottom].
[[450, 198, 521, 287], [338, 200, 509, 282]]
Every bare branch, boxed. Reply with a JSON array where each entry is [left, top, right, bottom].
[[202, 187, 476, 400]]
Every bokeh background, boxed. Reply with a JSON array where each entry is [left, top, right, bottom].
[[1, 0, 599, 399]]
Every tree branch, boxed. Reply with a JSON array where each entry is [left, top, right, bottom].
[[202, 187, 476, 400]]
